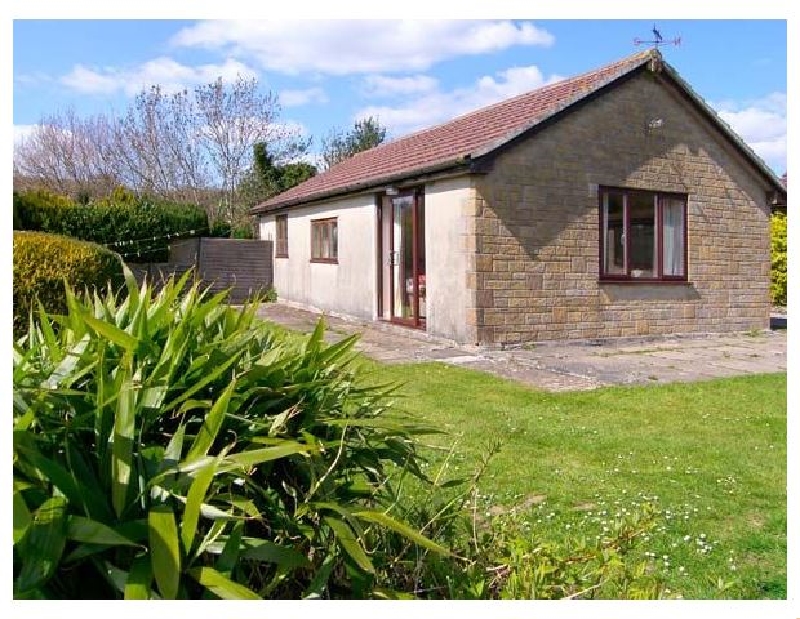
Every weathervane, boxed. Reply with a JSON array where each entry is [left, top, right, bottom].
[[634, 24, 681, 49]]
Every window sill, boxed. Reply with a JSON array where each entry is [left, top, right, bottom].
[[275, 254, 289, 259], [598, 279, 692, 286], [310, 258, 338, 264]]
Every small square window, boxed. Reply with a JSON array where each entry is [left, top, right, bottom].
[[311, 218, 338, 263]]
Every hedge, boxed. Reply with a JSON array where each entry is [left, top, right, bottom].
[[14, 189, 209, 263], [13, 231, 125, 336], [771, 212, 787, 307]]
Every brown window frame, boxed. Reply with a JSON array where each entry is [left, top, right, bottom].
[[598, 187, 689, 283], [310, 217, 338, 264], [275, 214, 289, 258]]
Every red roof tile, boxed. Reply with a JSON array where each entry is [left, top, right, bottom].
[[253, 48, 783, 212]]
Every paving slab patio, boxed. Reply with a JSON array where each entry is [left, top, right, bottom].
[[256, 302, 787, 392]]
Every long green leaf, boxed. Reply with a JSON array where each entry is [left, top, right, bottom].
[[15, 496, 68, 594], [112, 372, 137, 518], [161, 423, 187, 472], [217, 521, 244, 577], [181, 454, 220, 553], [124, 554, 153, 600], [323, 516, 373, 574], [164, 347, 244, 412], [186, 379, 236, 462], [83, 312, 139, 351], [66, 516, 139, 547], [14, 440, 112, 522], [222, 441, 310, 471], [303, 554, 336, 599], [148, 504, 181, 600], [188, 566, 260, 600], [317, 333, 358, 366], [240, 540, 311, 569], [13, 492, 32, 545], [36, 299, 59, 349], [353, 510, 451, 556], [43, 333, 90, 389], [194, 520, 227, 560]]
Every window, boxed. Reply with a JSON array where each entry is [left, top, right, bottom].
[[600, 188, 687, 281], [275, 214, 288, 258], [311, 218, 338, 263]]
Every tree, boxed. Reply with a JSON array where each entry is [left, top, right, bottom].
[[238, 142, 317, 209], [321, 116, 387, 170], [13, 74, 309, 220], [14, 108, 119, 199], [112, 85, 210, 206], [193, 75, 310, 228]]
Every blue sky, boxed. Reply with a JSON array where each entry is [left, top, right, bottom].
[[13, 19, 788, 174]]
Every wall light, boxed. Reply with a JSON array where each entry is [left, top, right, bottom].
[[385, 186, 399, 196]]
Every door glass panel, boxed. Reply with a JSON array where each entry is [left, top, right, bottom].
[[417, 198, 426, 320], [603, 192, 625, 275], [628, 193, 656, 277], [392, 196, 414, 320]]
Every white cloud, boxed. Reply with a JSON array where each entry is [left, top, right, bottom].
[[59, 57, 258, 96], [354, 65, 564, 135], [279, 87, 328, 107], [715, 92, 786, 173], [171, 20, 554, 75], [362, 74, 439, 97]]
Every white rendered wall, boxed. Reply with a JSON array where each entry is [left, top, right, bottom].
[[259, 194, 377, 320]]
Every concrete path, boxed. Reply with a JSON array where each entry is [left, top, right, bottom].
[[256, 302, 787, 392]]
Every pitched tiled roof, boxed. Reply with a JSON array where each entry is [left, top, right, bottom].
[[254, 49, 784, 213], [254, 50, 657, 213]]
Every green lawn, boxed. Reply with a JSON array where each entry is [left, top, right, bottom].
[[357, 361, 786, 599]]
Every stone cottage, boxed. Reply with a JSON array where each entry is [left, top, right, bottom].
[[253, 49, 787, 347]]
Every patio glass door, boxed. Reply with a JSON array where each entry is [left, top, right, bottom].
[[388, 192, 425, 327]]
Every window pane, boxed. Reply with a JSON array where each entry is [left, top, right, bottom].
[[322, 223, 331, 259], [331, 221, 338, 260], [603, 192, 625, 275], [628, 193, 656, 278], [276, 215, 288, 256], [662, 199, 685, 276], [312, 224, 320, 259]]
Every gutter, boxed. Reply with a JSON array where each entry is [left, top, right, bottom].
[[251, 158, 472, 215]]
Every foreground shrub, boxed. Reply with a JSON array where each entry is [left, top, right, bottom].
[[13, 231, 124, 336], [14, 189, 208, 262], [771, 212, 787, 307], [13, 270, 446, 599]]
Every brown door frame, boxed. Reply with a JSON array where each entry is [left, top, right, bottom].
[[377, 188, 425, 329]]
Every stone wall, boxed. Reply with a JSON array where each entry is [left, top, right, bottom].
[[468, 68, 772, 346]]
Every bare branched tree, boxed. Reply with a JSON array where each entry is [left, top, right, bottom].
[[14, 108, 119, 199], [194, 75, 310, 226], [113, 86, 209, 200], [14, 73, 309, 221]]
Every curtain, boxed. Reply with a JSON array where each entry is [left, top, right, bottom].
[[662, 199, 685, 276]]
